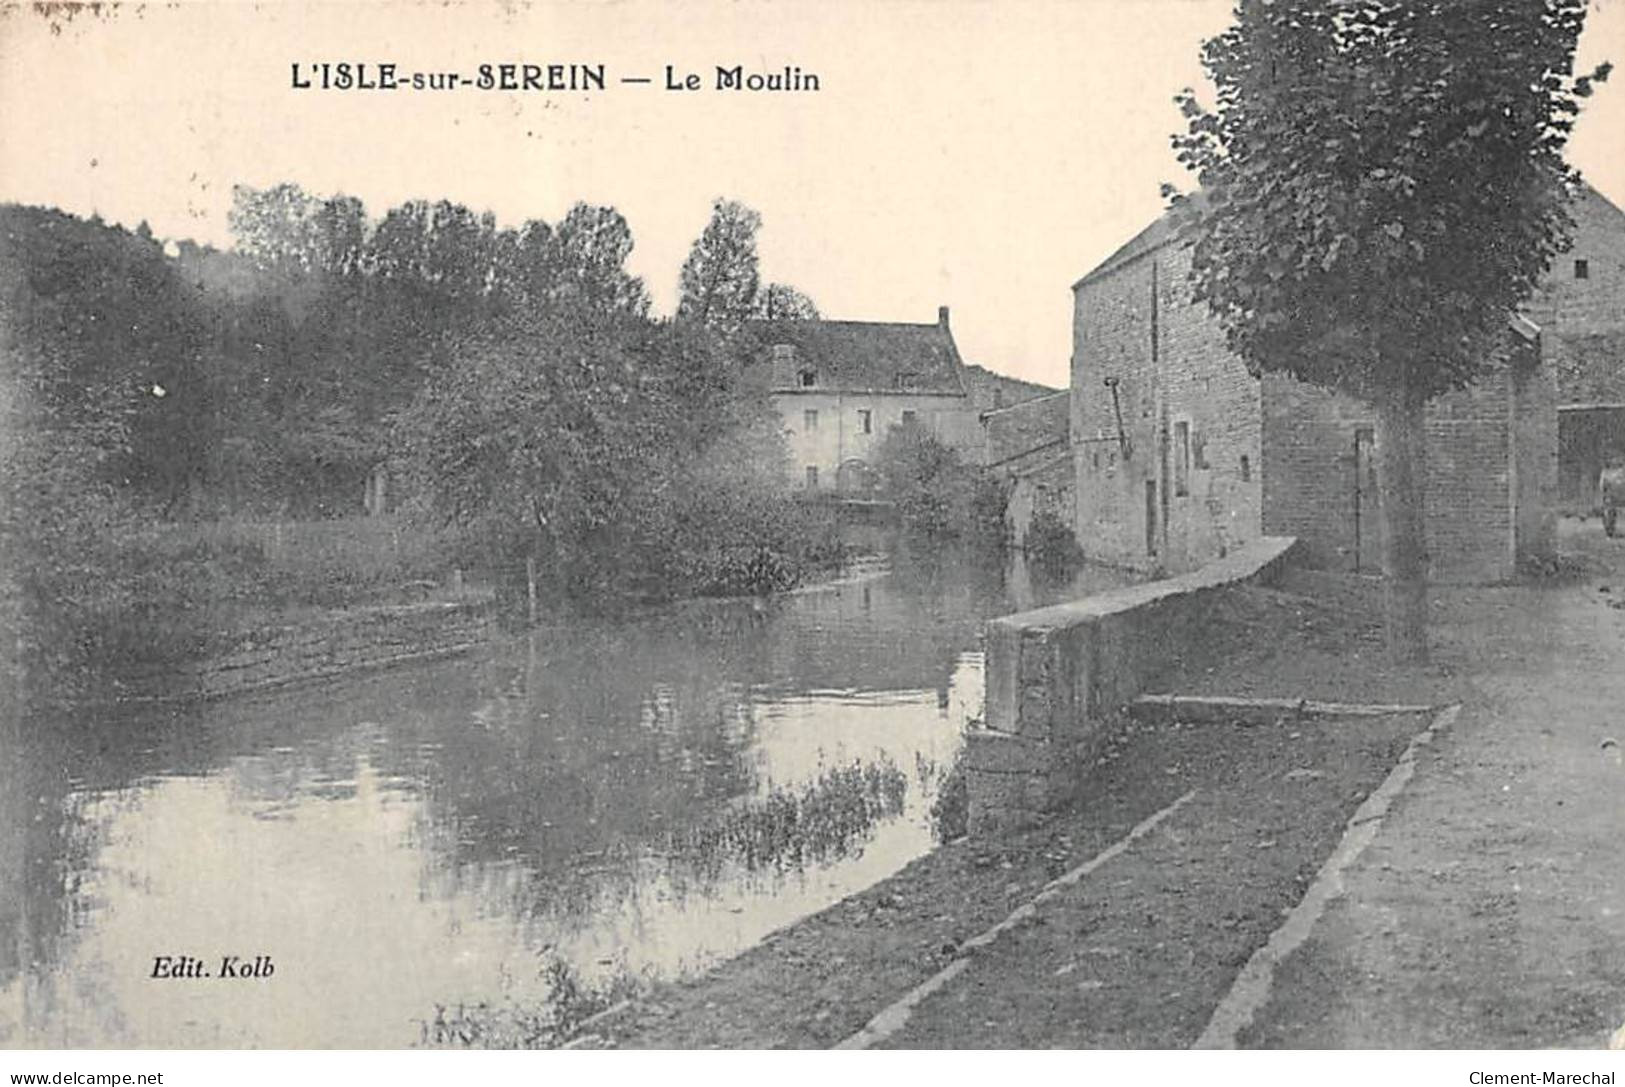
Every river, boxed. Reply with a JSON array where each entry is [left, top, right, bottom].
[[0, 550, 1130, 1048]]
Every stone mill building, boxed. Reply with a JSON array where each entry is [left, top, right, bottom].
[[1069, 205, 1564, 584]]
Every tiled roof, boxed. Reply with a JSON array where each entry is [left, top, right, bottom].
[[749, 318, 968, 395]]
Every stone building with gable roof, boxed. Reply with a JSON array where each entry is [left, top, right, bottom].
[[750, 307, 981, 491], [1069, 198, 1564, 584]]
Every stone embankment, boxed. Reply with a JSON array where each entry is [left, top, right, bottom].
[[967, 536, 1299, 832]]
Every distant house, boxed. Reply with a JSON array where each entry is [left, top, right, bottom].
[[1070, 207, 1558, 584], [1524, 183, 1625, 510], [750, 308, 981, 491]]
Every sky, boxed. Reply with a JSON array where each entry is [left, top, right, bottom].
[[1, 0, 1622, 388]]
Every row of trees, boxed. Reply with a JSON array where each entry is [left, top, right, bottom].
[[0, 188, 837, 711]]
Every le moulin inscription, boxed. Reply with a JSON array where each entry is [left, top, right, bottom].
[[290, 62, 821, 93], [150, 955, 275, 980]]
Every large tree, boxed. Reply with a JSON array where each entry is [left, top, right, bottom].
[[676, 198, 764, 332], [545, 203, 651, 320], [1172, 0, 1609, 658], [752, 282, 821, 321]]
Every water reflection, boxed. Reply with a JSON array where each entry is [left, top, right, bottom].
[[1, 549, 1130, 1048]]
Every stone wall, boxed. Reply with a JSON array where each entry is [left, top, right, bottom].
[[1003, 450, 1075, 549], [114, 600, 494, 703], [1514, 348, 1559, 562], [1071, 242, 1267, 573], [966, 537, 1297, 835], [1524, 184, 1625, 346], [1260, 327, 1552, 584], [1073, 228, 1557, 585], [982, 391, 1069, 469]]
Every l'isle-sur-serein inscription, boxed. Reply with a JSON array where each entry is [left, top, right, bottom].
[[289, 62, 821, 93]]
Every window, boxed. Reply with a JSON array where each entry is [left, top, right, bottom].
[[1240, 454, 1251, 482], [798, 369, 817, 387], [901, 409, 918, 426], [773, 344, 795, 363], [1575, 259, 1590, 280], [805, 465, 819, 489], [1173, 420, 1191, 496], [858, 409, 872, 435], [803, 409, 819, 430], [895, 372, 919, 391]]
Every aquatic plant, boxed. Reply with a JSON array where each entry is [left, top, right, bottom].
[[915, 750, 968, 843], [663, 758, 909, 877], [419, 957, 639, 1049]]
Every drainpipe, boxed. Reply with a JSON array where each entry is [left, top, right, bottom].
[[1152, 258, 1170, 561]]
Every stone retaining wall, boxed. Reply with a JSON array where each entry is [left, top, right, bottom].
[[114, 600, 494, 703], [966, 536, 1298, 834]]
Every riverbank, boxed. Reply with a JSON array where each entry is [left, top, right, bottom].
[[79, 523, 875, 709], [592, 704, 1426, 1048], [107, 597, 496, 704], [564, 518, 1625, 1049]]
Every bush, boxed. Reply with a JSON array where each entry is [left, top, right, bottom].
[[639, 481, 844, 602], [873, 426, 1009, 551], [1023, 509, 1085, 580]]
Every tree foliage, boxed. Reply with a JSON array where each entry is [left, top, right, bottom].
[[677, 198, 764, 332], [753, 282, 821, 321], [1172, 0, 1607, 399], [397, 305, 837, 608], [873, 423, 1008, 548], [0, 207, 183, 708]]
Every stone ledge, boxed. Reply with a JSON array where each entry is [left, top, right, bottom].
[[967, 537, 1299, 836], [987, 536, 1298, 636], [1130, 694, 1436, 724]]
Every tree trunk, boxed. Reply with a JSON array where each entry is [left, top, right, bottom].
[[1374, 384, 1429, 662]]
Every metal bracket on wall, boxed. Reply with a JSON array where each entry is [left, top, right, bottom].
[[1103, 376, 1132, 460]]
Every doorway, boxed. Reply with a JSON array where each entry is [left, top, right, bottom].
[[1354, 426, 1378, 572], [1145, 479, 1158, 557]]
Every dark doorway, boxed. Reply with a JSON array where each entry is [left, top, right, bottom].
[[1145, 480, 1158, 556], [1559, 406, 1625, 511], [1354, 426, 1378, 572]]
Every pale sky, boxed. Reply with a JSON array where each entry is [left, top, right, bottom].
[[2, 0, 1621, 388]]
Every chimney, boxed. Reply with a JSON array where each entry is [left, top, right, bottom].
[[938, 305, 950, 329]]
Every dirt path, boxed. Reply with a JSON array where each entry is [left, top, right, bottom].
[[1237, 524, 1625, 1049], [865, 713, 1428, 1049]]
